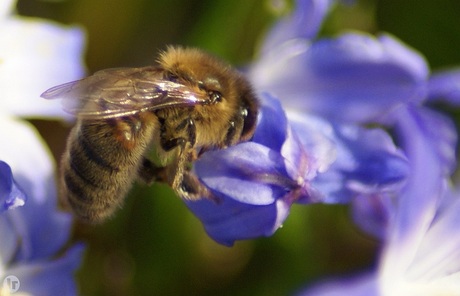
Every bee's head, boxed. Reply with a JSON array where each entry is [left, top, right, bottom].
[[158, 46, 259, 144]]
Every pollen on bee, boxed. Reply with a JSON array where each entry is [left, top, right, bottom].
[[123, 131, 132, 141], [113, 119, 138, 151]]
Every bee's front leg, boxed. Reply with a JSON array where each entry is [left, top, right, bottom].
[[160, 117, 196, 151], [165, 117, 217, 201], [138, 115, 194, 185]]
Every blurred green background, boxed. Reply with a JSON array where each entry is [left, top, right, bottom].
[[17, 0, 460, 295]]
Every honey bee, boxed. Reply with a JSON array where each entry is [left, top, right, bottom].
[[41, 46, 259, 223]]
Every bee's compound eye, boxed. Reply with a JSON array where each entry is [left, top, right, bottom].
[[209, 91, 222, 103]]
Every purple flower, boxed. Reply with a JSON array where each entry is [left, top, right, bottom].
[[185, 0, 410, 245], [250, 33, 429, 124], [189, 89, 408, 247], [0, 1, 86, 294], [0, 0, 85, 118], [0, 161, 26, 212], [428, 69, 460, 105], [186, 94, 327, 246], [249, 0, 459, 235], [299, 106, 460, 295], [261, 0, 334, 54], [257, 0, 460, 294], [0, 118, 84, 295]]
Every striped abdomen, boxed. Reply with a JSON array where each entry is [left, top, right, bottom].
[[60, 114, 156, 223]]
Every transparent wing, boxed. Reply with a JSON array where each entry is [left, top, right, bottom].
[[41, 67, 209, 119]]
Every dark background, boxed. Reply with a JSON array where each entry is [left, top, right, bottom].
[[17, 0, 460, 295]]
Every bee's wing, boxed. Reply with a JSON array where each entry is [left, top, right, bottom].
[[41, 67, 209, 119]]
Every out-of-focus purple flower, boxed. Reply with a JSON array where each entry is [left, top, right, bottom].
[[378, 106, 458, 295], [251, 0, 460, 126], [252, 0, 460, 226], [0, 0, 86, 294], [0, 0, 85, 118], [0, 117, 84, 295], [0, 116, 56, 204], [262, 2, 460, 292], [428, 69, 460, 105], [0, 160, 26, 213], [251, 32, 430, 124], [299, 272, 379, 296], [251, 0, 420, 205], [299, 106, 460, 295], [261, 0, 334, 54], [350, 106, 457, 240], [292, 115, 409, 204], [1, 182, 84, 295]]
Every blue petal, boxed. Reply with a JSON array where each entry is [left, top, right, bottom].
[[252, 93, 289, 151], [0, 18, 85, 119], [377, 108, 459, 290], [281, 126, 309, 183], [287, 112, 337, 176], [428, 69, 460, 105], [388, 106, 446, 243], [337, 126, 409, 187], [280, 123, 322, 203], [297, 272, 378, 296], [287, 111, 340, 205], [302, 106, 460, 295], [195, 142, 290, 205], [251, 33, 429, 123], [404, 185, 460, 283], [395, 106, 456, 176], [195, 94, 298, 205], [351, 193, 394, 239], [188, 94, 332, 244], [0, 117, 56, 204], [186, 196, 290, 246], [8, 181, 73, 262], [0, 161, 27, 212], [0, 212, 20, 267], [312, 124, 409, 203], [261, 0, 333, 54], [7, 244, 85, 296]]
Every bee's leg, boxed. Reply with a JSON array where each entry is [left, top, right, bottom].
[[167, 118, 216, 201], [169, 141, 193, 192], [160, 118, 195, 151], [161, 138, 186, 152], [178, 171, 219, 202], [156, 116, 197, 188], [156, 116, 216, 201], [144, 149, 217, 202]]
